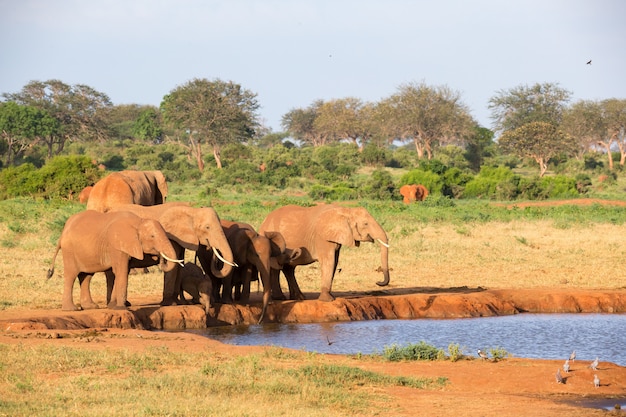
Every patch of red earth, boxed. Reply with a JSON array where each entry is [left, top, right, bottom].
[[1, 288, 625, 417]]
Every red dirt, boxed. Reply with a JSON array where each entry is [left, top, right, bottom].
[[1, 287, 625, 417]]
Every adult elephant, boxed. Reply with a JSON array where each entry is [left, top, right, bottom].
[[47, 210, 181, 311], [258, 204, 390, 302], [399, 184, 429, 204], [201, 220, 299, 323], [86, 170, 168, 212], [109, 203, 236, 306]]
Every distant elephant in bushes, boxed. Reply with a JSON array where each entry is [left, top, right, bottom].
[[201, 220, 299, 323], [259, 204, 390, 302], [47, 210, 180, 311], [109, 203, 236, 306], [86, 170, 168, 212], [78, 185, 92, 204], [179, 262, 213, 314], [400, 184, 429, 204]]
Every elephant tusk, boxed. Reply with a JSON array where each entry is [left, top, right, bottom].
[[212, 246, 238, 268], [160, 252, 185, 268], [376, 239, 390, 248]]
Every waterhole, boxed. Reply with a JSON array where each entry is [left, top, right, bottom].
[[197, 313, 626, 365]]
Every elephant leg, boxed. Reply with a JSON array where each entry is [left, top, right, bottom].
[[211, 277, 222, 304], [161, 244, 185, 306], [239, 267, 254, 304], [270, 268, 286, 300], [61, 268, 81, 311], [283, 265, 305, 301], [318, 249, 340, 302], [108, 263, 130, 310], [221, 274, 234, 304], [105, 270, 131, 307], [78, 273, 99, 310]]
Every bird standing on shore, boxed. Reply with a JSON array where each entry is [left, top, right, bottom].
[[563, 359, 570, 373], [594, 374, 600, 388], [590, 357, 599, 371], [569, 350, 576, 362], [556, 368, 565, 384], [477, 349, 489, 361]]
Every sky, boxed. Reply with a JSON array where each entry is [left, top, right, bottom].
[[1, 0, 625, 133]]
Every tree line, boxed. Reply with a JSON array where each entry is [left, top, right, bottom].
[[1, 78, 625, 179]]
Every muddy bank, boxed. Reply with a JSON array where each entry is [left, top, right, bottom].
[[2, 288, 625, 331]]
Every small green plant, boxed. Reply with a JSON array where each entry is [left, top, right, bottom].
[[447, 343, 466, 362], [488, 346, 510, 362], [381, 342, 444, 362]]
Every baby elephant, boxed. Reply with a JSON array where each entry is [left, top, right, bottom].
[[179, 262, 213, 314]]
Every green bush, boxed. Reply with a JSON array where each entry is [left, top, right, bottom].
[[0, 155, 99, 200], [382, 342, 445, 361], [360, 169, 396, 200], [462, 166, 519, 200], [399, 169, 443, 195]]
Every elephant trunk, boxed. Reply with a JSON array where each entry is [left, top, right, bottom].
[[375, 237, 390, 287]]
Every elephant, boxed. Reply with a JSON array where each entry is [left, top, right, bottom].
[[258, 204, 390, 302], [86, 170, 168, 212], [108, 203, 236, 306], [47, 210, 181, 311], [179, 262, 212, 314], [201, 220, 299, 323], [78, 185, 92, 204], [400, 184, 429, 204]]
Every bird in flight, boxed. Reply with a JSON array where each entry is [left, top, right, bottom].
[[326, 336, 334, 345], [569, 350, 576, 361], [586, 59, 592, 65]]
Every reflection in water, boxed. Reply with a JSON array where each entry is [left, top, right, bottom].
[[197, 313, 626, 366]]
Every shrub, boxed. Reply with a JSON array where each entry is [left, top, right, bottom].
[[382, 342, 444, 361], [360, 169, 396, 200], [462, 166, 519, 200], [399, 169, 443, 195]]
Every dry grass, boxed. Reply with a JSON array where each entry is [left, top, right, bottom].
[[1, 219, 625, 312]]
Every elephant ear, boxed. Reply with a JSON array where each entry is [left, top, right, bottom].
[[234, 229, 257, 258], [318, 209, 356, 247], [153, 171, 168, 203], [111, 224, 145, 260], [158, 207, 199, 249], [264, 231, 287, 256]]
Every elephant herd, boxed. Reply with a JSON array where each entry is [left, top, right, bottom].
[[47, 170, 391, 322]]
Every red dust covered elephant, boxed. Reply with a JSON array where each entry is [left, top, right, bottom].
[[400, 184, 429, 204]]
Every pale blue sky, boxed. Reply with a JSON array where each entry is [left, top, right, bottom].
[[1, 0, 624, 132]]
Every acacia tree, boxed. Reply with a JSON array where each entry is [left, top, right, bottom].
[[133, 107, 163, 143], [602, 99, 626, 167], [281, 100, 331, 147], [561, 100, 606, 161], [0, 102, 59, 166], [382, 82, 474, 159], [498, 121, 570, 177], [314, 97, 375, 151], [3, 80, 112, 158], [160, 78, 259, 170], [488, 82, 572, 133]]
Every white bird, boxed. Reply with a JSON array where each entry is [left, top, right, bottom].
[[563, 359, 570, 373], [594, 374, 600, 388], [555, 368, 564, 384], [477, 349, 489, 360], [589, 357, 599, 371], [569, 350, 576, 362]]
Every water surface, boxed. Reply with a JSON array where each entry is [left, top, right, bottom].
[[197, 313, 626, 365]]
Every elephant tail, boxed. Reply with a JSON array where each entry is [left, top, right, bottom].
[[47, 243, 61, 279]]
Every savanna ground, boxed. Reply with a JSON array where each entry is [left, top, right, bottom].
[[0, 196, 625, 416]]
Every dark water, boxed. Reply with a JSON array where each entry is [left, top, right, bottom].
[[197, 313, 626, 366]]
